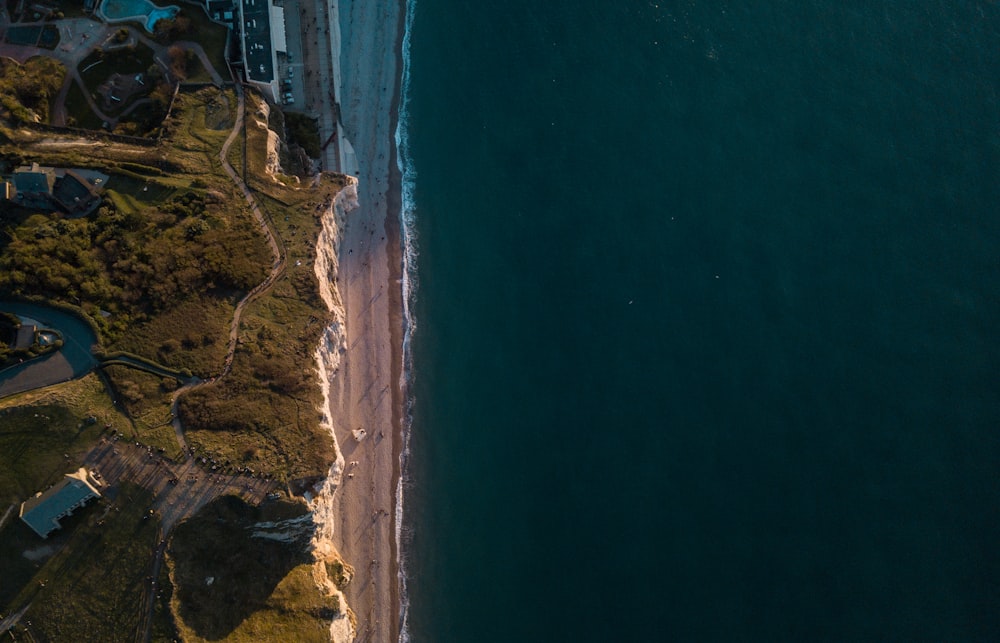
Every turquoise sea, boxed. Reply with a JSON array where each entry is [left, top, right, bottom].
[[398, 1, 1000, 640]]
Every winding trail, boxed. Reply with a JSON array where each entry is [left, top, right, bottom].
[[168, 83, 285, 455]]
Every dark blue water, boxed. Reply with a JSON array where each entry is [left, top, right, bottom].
[[401, 1, 1000, 640]]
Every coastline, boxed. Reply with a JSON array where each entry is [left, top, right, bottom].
[[315, 0, 408, 640]]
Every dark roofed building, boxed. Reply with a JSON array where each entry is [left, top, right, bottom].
[[3, 165, 107, 215], [20, 468, 102, 538], [52, 170, 102, 215], [207, 0, 235, 24], [12, 163, 56, 209], [241, 0, 274, 84]]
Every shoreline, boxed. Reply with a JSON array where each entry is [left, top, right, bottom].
[[317, 0, 408, 640], [386, 0, 408, 636]]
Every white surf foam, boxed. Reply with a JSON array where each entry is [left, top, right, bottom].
[[395, 0, 418, 640]]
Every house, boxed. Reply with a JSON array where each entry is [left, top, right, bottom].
[[235, 0, 287, 101], [11, 162, 56, 210], [3, 164, 108, 216], [51, 170, 103, 215], [20, 468, 102, 538]]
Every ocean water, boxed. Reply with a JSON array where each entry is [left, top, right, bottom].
[[398, 1, 1000, 640]]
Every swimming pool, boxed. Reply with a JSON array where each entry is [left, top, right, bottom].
[[100, 0, 180, 32]]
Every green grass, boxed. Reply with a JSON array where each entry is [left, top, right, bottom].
[[184, 53, 213, 83], [0, 513, 53, 609], [0, 374, 134, 610], [104, 177, 185, 213], [0, 374, 129, 503], [109, 297, 234, 378], [104, 187, 146, 215], [10, 482, 162, 642], [168, 496, 338, 642], [101, 365, 183, 460]]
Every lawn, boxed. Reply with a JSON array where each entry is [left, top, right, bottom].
[[78, 42, 157, 94], [168, 495, 338, 642], [0, 374, 129, 503], [106, 172, 178, 202], [9, 482, 164, 641], [182, 7, 231, 79], [0, 374, 132, 610], [101, 364, 183, 459]]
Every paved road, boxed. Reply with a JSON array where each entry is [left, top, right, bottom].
[[3, 15, 226, 128], [0, 302, 98, 399]]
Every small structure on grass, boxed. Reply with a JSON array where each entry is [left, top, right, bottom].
[[20, 468, 103, 538]]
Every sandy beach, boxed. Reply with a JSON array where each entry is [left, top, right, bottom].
[[307, 0, 407, 640]]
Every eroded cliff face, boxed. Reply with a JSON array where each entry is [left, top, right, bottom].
[[250, 99, 285, 179], [310, 178, 359, 642]]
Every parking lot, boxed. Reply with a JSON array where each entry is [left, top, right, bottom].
[[277, 6, 305, 109]]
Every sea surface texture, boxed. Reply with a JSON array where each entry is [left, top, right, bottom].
[[399, 1, 1000, 640]]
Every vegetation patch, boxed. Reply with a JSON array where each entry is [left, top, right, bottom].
[[0, 374, 126, 502], [8, 482, 163, 642], [79, 43, 157, 93], [111, 297, 233, 378], [63, 78, 106, 130], [0, 56, 66, 124], [0, 186, 269, 340], [100, 364, 181, 459], [173, 6, 230, 75], [0, 374, 132, 608], [0, 79, 353, 640], [285, 112, 321, 159], [168, 495, 335, 641]]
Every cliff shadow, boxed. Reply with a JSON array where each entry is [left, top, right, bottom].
[[167, 494, 314, 639]]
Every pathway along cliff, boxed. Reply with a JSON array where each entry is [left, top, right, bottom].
[[169, 82, 287, 455]]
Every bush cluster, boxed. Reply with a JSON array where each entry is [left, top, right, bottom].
[[0, 192, 269, 337], [0, 57, 65, 123]]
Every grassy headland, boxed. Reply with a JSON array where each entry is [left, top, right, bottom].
[[0, 82, 349, 635]]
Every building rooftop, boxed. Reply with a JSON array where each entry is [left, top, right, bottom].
[[52, 170, 102, 214], [20, 468, 102, 538], [241, 0, 274, 83], [13, 163, 55, 195]]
